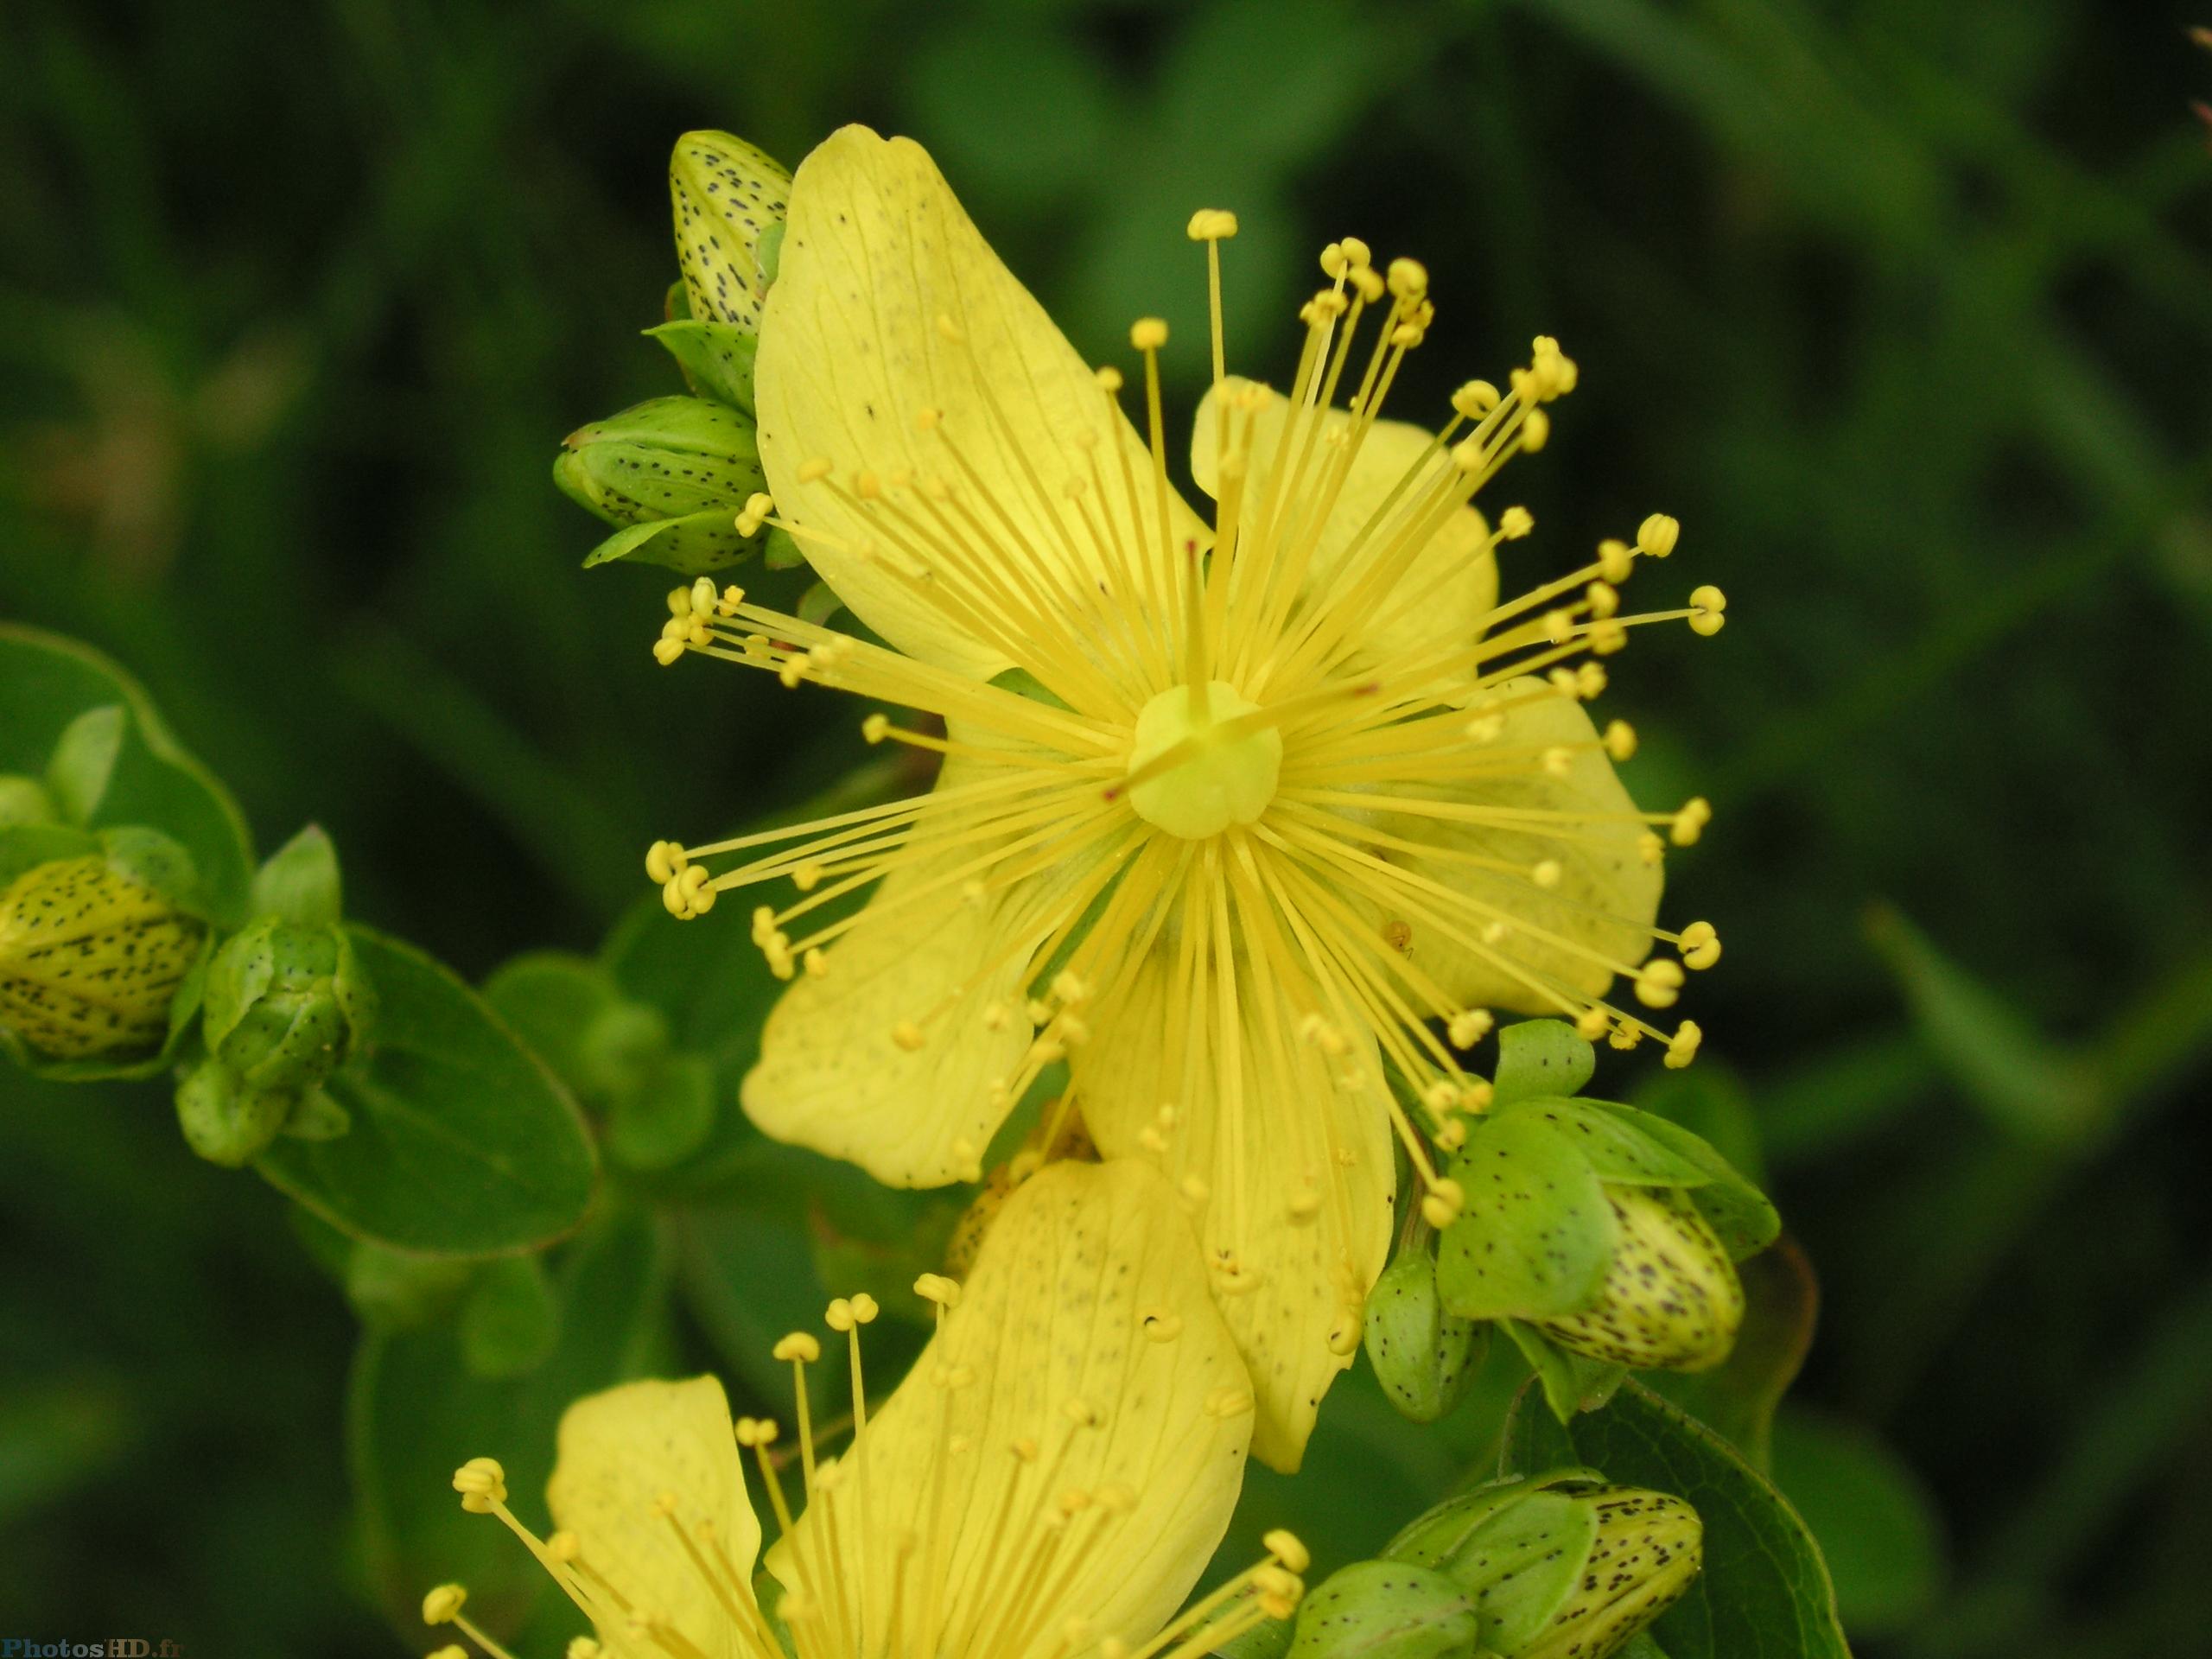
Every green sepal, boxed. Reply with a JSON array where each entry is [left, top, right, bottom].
[[579, 509, 756, 575], [44, 705, 125, 824], [175, 1055, 292, 1167], [1365, 1244, 1484, 1422], [251, 823, 343, 927], [1502, 1319, 1628, 1423], [1582, 1102, 1780, 1260], [282, 1087, 353, 1141], [1286, 1560, 1480, 1659], [1383, 1471, 1607, 1652], [1490, 1018, 1597, 1106], [645, 320, 760, 412], [1488, 1098, 1717, 1190], [1437, 1112, 1616, 1322]]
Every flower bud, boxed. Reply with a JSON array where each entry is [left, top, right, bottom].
[[0, 846, 203, 1061], [1364, 1246, 1483, 1422], [1385, 1473, 1702, 1659], [670, 131, 791, 330], [1537, 1186, 1744, 1371], [1285, 1560, 1478, 1659], [555, 397, 766, 525], [174, 1055, 291, 1167], [201, 918, 374, 1096]]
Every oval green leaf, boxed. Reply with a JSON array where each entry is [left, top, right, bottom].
[[258, 925, 597, 1256]]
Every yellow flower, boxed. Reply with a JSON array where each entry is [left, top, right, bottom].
[[432, 1160, 1304, 1659], [645, 126, 1725, 1469]]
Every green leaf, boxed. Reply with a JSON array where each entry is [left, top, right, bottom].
[[43, 706, 124, 824], [348, 1207, 670, 1634], [1437, 1113, 1614, 1322], [251, 824, 343, 926], [0, 625, 255, 924], [645, 320, 760, 412], [1646, 1239, 1818, 1469], [1865, 903, 2096, 1142], [257, 926, 597, 1256], [578, 508, 755, 575], [1502, 1380, 1852, 1659], [605, 1051, 716, 1173], [1770, 1410, 1943, 1640], [461, 1255, 563, 1380], [1286, 1560, 1480, 1659], [1490, 1018, 1595, 1105]]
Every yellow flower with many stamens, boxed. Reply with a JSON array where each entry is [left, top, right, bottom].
[[429, 1160, 1303, 1659], [644, 126, 1725, 1470]]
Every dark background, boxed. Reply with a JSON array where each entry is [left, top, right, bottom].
[[3, 1, 2209, 1655]]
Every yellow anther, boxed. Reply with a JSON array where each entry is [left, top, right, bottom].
[[1449, 435, 1488, 474], [1603, 720, 1638, 761], [1597, 537, 1634, 583], [1319, 242, 1350, 279], [1052, 969, 1091, 1005], [1498, 505, 1535, 540], [1541, 609, 1574, 645], [914, 404, 944, 433], [1447, 1009, 1493, 1048], [1531, 858, 1563, 888], [862, 712, 891, 743], [1265, 1529, 1313, 1573], [1541, 747, 1573, 779], [1637, 512, 1681, 556], [548, 1530, 580, 1563], [891, 1020, 926, 1052], [719, 585, 745, 613], [1422, 1081, 1460, 1113], [849, 1293, 880, 1325], [1435, 1118, 1467, 1152], [652, 637, 685, 666], [1586, 580, 1620, 619], [825, 1297, 857, 1332], [1464, 712, 1503, 743], [913, 1272, 962, 1308], [1665, 1020, 1704, 1070], [1589, 618, 1629, 654], [1338, 236, 1372, 269], [1671, 797, 1713, 847], [1520, 408, 1551, 452], [569, 1641, 602, 1659], [451, 1456, 508, 1511], [1421, 1177, 1464, 1229], [652, 1491, 681, 1519], [1574, 1007, 1612, 1040], [1287, 1188, 1322, 1221], [1688, 584, 1728, 636], [1637, 830, 1667, 868], [1577, 661, 1608, 699], [690, 576, 717, 614], [645, 841, 677, 885], [422, 1584, 467, 1625], [1095, 365, 1124, 393], [1386, 257, 1428, 299], [1680, 921, 1722, 970], [1180, 1173, 1211, 1205], [1129, 317, 1169, 351], [1452, 379, 1501, 417], [1635, 958, 1686, 1009], [429, 1648, 468, 1659], [1351, 266, 1386, 303], [736, 493, 773, 536], [804, 948, 829, 977], [772, 1332, 822, 1363], [935, 313, 965, 343], [1186, 208, 1240, 240], [797, 457, 833, 485], [666, 585, 694, 618]]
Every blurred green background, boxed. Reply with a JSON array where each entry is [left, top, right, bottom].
[[4, 0, 2210, 1654]]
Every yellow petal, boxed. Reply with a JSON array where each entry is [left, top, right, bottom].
[[1069, 926, 1396, 1472], [756, 126, 1207, 680], [545, 1375, 760, 1658], [769, 1160, 1251, 1656], [1376, 677, 1662, 1009], [1191, 377, 1497, 672]]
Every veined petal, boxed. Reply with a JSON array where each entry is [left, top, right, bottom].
[[769, 1160, 1250, 1657], [1371, 677, 1662, 1009], [545, 1375, 760, 1659], [1070, 931, 1396, 1472], [741, 842, 1047, 1189], [1192, 377, 1497, 673], [757, 126, 1207, 681]]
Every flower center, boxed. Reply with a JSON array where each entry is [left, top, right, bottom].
[[1126, 681, 1282, 839]]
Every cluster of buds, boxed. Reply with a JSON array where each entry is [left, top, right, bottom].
[[1283, 1471, 1702, 1658], [554, 131, 794, 575]]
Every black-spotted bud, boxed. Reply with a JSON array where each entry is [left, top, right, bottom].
[[555, 397, 768, 574], [0, 838, 204, 1062], [1364, 1245, 1484, 1422], [173, 1055, 292, 1167], [1384, 1471, 1702, 1659], [670, 131, 790, 331], [201, 918, 374, 1096], [1535, 1185, 1744, 1370]]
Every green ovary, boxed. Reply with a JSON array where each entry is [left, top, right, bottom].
[[1126, 682, 1282, 840]]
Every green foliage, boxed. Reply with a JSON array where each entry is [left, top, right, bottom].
[[1505, 1382, 1851, 1659]]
